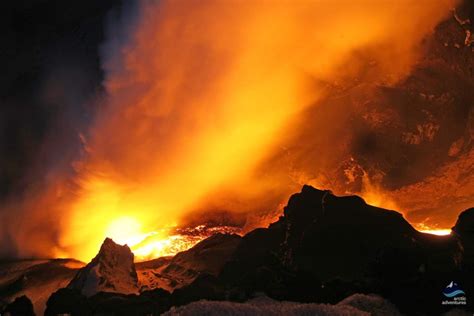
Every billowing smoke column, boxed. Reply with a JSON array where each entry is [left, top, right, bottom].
[[1, 0, 468, 261]]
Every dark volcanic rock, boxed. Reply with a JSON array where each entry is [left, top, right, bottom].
[[0, 259, 83, 315], [136, 233, 241, 292], [45, 187, 472, 315], [88, 289, 171, 316], [45, 287, 172, 316], [2, 295, 35, 316], [45, 288, 90, 316], [452, 208, 474, 285], [169, 233, 242, 276], [220, 185, 463, 314], [68, 238, 139, 297], [171, 274, 227, 307], [453, 208, 474, 236]]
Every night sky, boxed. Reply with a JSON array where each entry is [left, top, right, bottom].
[[0, 1, 120, 200]]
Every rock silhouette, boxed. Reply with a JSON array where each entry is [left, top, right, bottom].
[[44, 185, 473, 315], [219, 185, 464, 314], [2, 295, 35, 316]]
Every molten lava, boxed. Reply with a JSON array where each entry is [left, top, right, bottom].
[[419, 229, 452, 236], [415, 222, 452, 236], [103, 216, 240, 261]]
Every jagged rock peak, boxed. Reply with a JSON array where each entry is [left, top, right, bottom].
[[68, 238, 139, 297], [98, 237, 133, 257], [283, 185, 368, 223]]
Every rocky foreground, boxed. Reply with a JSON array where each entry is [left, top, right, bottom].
[[2, 185, 473, 315]]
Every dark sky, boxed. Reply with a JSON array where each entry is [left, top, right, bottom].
[[0, 1, 121, 201]]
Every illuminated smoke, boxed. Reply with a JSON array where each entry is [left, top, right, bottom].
[[0, 0, 462, 261]]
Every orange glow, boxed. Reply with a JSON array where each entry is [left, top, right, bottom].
[[416, 222, 452, 236], [419, 229, 452, 236], [359, 173, 400, 211], [131, 224, 241, 261], [1, 1, 458, 261], [100, 222, 240, 261], [131, 232, 205, 261], [105, 216, 147, 247], [55, 0, 456, 261]]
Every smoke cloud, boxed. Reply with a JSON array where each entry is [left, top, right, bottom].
[[1, 0, 466, 261]]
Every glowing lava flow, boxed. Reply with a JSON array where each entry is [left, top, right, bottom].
[[415, 223, 452, 236], [104, 217, 241, 261], [419, 229, 452, 236]]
